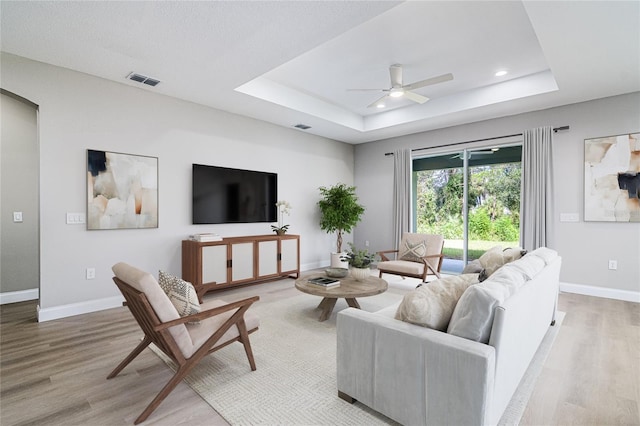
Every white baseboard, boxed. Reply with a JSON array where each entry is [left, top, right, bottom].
[[37, 295, 125, 322], [0, 288, 39, 304], [300, 261, 330, 272], [560, 282, 640, 303]]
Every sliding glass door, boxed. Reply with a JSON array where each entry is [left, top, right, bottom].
[[413, 146, 522, 272]]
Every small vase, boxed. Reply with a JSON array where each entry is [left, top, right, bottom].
[[275, 229, 286, 236], [350, 267, 371, 281]]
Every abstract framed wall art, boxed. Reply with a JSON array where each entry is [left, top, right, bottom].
[[584, 133, 639, 222], [87, 149, 158, 230]]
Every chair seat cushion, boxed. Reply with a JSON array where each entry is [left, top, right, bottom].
[[378, 260, 424, 275], [187, 299, 260, 358]]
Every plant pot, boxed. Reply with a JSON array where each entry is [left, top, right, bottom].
[[275, 229, 286, 236], [350, 266, 371, 281], [330, 252, 348, 268]]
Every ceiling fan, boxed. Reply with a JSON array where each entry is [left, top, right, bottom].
[[348, 64, 453, 108]]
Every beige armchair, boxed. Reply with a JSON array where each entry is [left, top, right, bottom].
[[108, 263, 259, 424], [377, 233, 445, 282]]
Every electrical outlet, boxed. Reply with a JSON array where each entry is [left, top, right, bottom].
[[86, 268, 96, 279], [365, 240, 370, 247], [13, 212, 23, 222], [608, 260, 617, 270]]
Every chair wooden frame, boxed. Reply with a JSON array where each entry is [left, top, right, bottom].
[[377, 239, 445, 282], [108, 276, 259, 424]]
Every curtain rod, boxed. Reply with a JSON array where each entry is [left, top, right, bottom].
[[384, 125, 570, 156]]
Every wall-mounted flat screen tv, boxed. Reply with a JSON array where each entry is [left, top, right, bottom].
[[192, 164, 277, 224]]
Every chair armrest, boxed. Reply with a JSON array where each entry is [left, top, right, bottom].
[[155, 296, 259, 330], [377, 249, 398, 261], [337, 308, 495, 425], [419, 253, 444, 278]]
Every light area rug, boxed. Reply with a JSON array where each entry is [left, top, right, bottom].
[[150, 291, 565, 426]]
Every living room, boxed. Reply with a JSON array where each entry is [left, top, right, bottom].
[[1, 1, 639, 425]]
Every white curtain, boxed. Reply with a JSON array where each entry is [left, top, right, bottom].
[[393, 149, 412, 249], [520, 126, 554, 251]]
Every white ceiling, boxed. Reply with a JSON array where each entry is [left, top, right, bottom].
[[1, 1, 639, 144]]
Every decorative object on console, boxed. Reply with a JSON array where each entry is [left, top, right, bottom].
[[584, 132, 640, 222], [87, 149, 158, 230], [271, 200, 291, 235], [341, 242, 378, 281], [318, 184, 365, 267]]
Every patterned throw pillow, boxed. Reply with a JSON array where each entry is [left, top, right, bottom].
[[478, 246, 527, 281], [399, 236, 428, 262], [158, 271, 201, 319]]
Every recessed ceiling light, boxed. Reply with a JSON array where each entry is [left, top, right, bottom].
[[495, 70, 508, 77], [376, 103, 385, 108]]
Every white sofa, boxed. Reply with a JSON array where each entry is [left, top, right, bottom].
[[337, 248, 561, 426]]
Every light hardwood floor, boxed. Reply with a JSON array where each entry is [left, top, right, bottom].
[[1, 278, 638, 426]]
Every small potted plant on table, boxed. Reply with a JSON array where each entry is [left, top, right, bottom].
[[341, 243, 379, 281]]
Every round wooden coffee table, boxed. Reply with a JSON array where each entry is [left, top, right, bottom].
[[295, 273, 388, 321]]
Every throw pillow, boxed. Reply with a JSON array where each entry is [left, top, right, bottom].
[[395, 273, 479, 331], [447, 280, 510, 343], [158, 271, 201, 320], [461, 259, 483, 274], [398, 234, 428, 262], [478, 246, 527, 282], [477, 245, 503, 281]]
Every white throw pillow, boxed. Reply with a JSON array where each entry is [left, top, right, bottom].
[[158, 270, 201, 319], [447, 281, 508, 343], [395, 274, 479, 331], [529, 247, 558, 264], [506, 254, 545, 280]]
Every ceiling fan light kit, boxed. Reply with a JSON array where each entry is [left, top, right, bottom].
[[349, 64, 453, 108]]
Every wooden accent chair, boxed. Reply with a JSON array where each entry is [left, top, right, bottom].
[[108, 262, 259, 425], [377, 233, 445, 282]]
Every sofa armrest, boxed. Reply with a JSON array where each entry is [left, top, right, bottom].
[[337, 308, 496, 426]]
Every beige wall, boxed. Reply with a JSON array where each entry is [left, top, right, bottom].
[[1, 53, 354, 319]]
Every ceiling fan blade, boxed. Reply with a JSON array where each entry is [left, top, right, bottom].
[[404, 90, 429, 104], [404, 73, 453, 91], [367, 94, 389, 108], [389, 64, 403, 87], [346, 88, 386, 92]]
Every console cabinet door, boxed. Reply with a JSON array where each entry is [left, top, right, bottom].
[[258, 240, 278, 278], [280, 237, 299, 274], [231, 242, 254, 282], [202, 245, 228, 285]]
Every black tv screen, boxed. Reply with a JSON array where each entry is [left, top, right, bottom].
[[192, 164, 277, 224]]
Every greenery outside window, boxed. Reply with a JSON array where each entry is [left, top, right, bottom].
[[413, 145, 522, 271]]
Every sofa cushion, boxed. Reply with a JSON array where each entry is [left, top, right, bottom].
[[447, 281, 509, 343], [505, 254, 545, 280], [158, 270, 201, 318], [529, 247, 558, 264], [395, 273, 479, 331]]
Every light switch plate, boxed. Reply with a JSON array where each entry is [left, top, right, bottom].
[[560, 213, 579, 222], [66, 212, 86, 224]]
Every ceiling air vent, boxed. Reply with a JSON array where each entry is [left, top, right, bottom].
[[294, 124, 311, 130], [127, 72, 161, 87]]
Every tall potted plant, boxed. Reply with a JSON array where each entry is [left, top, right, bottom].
[[318, 183, 365, 267]]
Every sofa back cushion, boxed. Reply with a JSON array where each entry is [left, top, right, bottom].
[[447, 249, 558, 343], [395, 273, 479, 331]]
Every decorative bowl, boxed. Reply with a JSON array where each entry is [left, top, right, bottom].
[[325, 267, 348, 278]]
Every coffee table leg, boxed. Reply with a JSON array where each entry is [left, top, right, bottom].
[[345, 298, 360, 309], [317, 297, 337, 322]]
